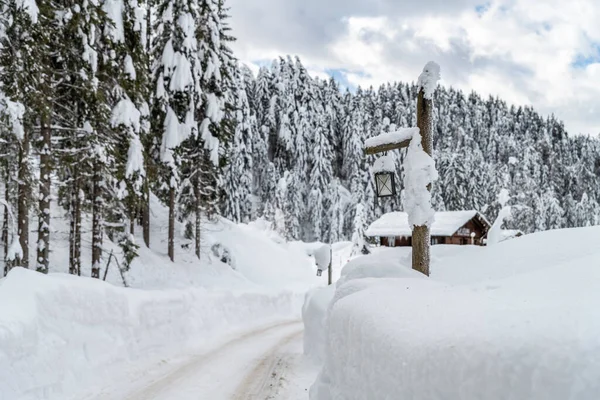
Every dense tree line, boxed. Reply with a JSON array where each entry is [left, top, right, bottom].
[[0, 0, 235, 275], [225, 57, 600, 243], [1, 0, 598, 277]]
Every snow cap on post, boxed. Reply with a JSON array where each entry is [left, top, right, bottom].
[[314, 244, 332, 271], [417, 61, 441, 100]]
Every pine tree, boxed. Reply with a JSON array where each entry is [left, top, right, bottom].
[[350, 203, 368, 256], [100, 0, 150, 272], [222, 65, 253, 223], [152, 0, 205, 261]]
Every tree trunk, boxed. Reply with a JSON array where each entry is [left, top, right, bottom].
[[412, 89, 433, 277], [2, 175, 9, 276], [168, 185, 175, 262], [37, 120, 51, 273], [129, 197, 136, 235], [69, 169, 82, 275], [195, 175, 201, 259], [143, 182, 150, 248], [328, 246, 332, 285], [75, 178, 82, 276], [17, 133, 30, 268], [69, 179, 76, 275], [91, 160, 102, 278]]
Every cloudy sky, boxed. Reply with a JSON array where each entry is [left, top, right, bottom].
[[227, 0, 600, 136]]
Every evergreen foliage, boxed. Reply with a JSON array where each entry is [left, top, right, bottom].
[[0, 0, 599, 277]]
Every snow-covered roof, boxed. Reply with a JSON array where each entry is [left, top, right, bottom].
[[366, 211, 488, 237]]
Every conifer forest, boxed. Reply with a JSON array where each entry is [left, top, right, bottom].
[[1, 0, 599, 276]]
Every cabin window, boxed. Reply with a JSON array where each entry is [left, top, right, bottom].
[[431, 237, 441, 245]]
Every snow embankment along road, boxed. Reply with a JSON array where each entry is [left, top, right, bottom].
[[311, 226, 600, 400], [89, 320, 313, 400], [0, 268, 307, 400]]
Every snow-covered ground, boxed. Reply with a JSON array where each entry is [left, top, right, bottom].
[[0, 194, 332, 400], [310, 226, 600, 400]]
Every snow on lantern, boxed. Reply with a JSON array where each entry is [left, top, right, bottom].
[[373, 154, 396, 198]]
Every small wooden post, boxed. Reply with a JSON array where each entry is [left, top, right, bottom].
[[328, 245, 333, 286], [412, 89, 434, 277]]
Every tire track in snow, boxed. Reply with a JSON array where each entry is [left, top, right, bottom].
[[232, 329, 303, 399], [119, 320, 302, 400]]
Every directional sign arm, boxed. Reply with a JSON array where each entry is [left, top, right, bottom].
[[365, 139, 411, 155]]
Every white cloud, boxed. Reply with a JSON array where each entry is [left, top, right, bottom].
[[227, 0, 600, 135]]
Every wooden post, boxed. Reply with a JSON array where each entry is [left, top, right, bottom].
[[412, 89, 433, 277], [328, 246, 333, 286]]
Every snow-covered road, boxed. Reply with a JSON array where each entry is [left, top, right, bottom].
[[89, 320, 316, 400]]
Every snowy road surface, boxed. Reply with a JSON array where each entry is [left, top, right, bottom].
[[89, 320, 316, 400]]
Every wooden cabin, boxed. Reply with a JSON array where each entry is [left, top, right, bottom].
[[366, 211, 491, 247]]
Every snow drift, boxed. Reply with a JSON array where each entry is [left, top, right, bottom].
[[311, 226, 600, 400]]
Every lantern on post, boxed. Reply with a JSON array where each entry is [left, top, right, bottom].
[[373, 154, 396, 198]]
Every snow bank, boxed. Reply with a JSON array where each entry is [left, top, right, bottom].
[[311, 226, 600, 400], [0, 268, 301, 400], [337, 251, 423, 287], [302, 286, 335, 364]]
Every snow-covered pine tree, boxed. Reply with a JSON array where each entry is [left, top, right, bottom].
[[327, 179, 346, 243], [307, 80, 333, 241], [151, 0, 205, 261], [222, 64, 253, 223], [350, 203, 369, 256], [0, 95, 25, 273], [252, 66, 274, 213], [0, 0, 46, 269], [99, 0, 150, 271]]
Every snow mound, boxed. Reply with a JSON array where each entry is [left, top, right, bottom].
[[311, 226, 600, 400], [337, 251, 423, 287]]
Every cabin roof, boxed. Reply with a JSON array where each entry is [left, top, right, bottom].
[[366, 211, 490, 237]]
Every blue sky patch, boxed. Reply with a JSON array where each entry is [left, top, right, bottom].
[[572, 43, 600, 68], [475, 3, 491, 16]]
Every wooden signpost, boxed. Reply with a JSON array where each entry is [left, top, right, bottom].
[[364, 63, 438, 276]]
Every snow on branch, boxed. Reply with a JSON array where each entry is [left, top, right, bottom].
[[364, 127, 419, 154], [16, 0, 39, 23], [0, 96, 25, 141], [111, 97, 141, 133], [417, 61, 441, 100], [403, 130, 438, 228]]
